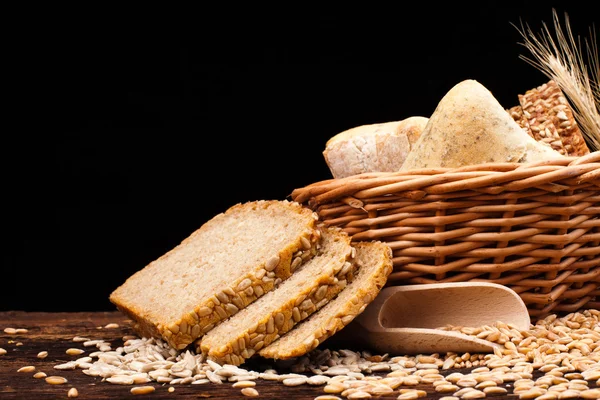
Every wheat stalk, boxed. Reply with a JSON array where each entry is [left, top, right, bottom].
[[513, 9, 600, 152]]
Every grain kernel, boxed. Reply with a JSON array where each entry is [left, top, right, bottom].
[[66, 348, 85, 356], [33, 372, 47, 379], [37, 351, 49, 359], [241, 387, 259, 397], [0, 348, 6, 355], [130, 386, 155, 395], [68, 388, 79, 398], [46, 376, 68, 385], [17, 366, 36, 373]]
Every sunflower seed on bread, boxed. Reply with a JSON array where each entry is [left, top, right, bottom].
[[109, 200, 321, 350], [259, 240, 393, 360], [197, 226, 357, 366]]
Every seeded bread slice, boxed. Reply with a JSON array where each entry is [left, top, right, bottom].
[[109, 200, 320, 350], [508, 80, 590, 156], [197, 226, 357, 366], [259, 241, 393, 360]]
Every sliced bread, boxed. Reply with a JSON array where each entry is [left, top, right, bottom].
[[109, 200, 320, 350], [197, 226, 357, 366], [259, 241, 393, 360], [507, 79, 590, 157]]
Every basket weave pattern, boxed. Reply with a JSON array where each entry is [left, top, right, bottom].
[[292, 153, 600, 320]]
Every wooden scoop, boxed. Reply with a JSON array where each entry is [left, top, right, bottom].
[[334, 282, 531, 355]]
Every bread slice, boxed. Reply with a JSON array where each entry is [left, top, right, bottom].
[[507, 79, 590, 157], [400, 79, 565, 171], [197, 226, 356, 366], [259, 241, 393, 360], [109, 200, 320, 350], [323, 116, 429, 178]]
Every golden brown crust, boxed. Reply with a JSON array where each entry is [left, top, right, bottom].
[[258, 241, 393, 360]]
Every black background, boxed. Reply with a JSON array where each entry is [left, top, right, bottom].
[[4, 3, 597, 312]]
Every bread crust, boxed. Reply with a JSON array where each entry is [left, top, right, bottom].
[[400, 80, 565, 171], [109, 200, 320, 350], [509, 80, 590, 157], [258, 241, 393, 360], [323, 116, 429, 178], [196, 227, 357, 366]]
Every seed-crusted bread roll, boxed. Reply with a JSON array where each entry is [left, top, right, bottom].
[[109, 200, 321, 350], [197, 226, 357, 366], [400, 79, 565, 171], [507, 79, 590, 157], [323, 116, 429, 178], [259, 240, 393, 360]]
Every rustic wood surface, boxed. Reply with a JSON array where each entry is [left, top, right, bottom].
[[0, 311, 595, 399]]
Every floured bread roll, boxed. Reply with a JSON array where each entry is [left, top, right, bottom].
[[323, 116, 429, 178], [400, 79, 565, 171]]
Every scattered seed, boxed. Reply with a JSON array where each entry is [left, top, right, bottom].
[[66, 348, 85, 356], [241, 387, 259, 397], [130, 386, 155, 395], [15, 328, 29, 334], [17, 366, 36, 373], [168, 387, 175, 393], [104, 323, 119, 329], [33, 372, 47, 379], [67, 387, 79, 398], [3, 328, 17, 334], [46, 376, 68, 385], [233, 380, 256, 388], [37, 351, 49, 359], [0, 348, 7, 356]]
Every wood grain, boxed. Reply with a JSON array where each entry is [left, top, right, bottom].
[[0, 311, 594, 399]]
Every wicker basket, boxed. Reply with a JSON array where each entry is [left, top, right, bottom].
[[292, 152, 600, 321]]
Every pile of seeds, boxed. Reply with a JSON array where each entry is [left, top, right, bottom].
[[6, 309, 600, 399]]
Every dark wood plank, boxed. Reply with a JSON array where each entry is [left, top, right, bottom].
[[1, 311, 595, 399]]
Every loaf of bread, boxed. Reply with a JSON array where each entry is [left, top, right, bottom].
[[400, 79, 566, 171], [196, 226, 357, 366], [323, 116, 429, 178], [109, 200, 321, 350], [259, 240, 393, 360], [507, 79, 590, 157]]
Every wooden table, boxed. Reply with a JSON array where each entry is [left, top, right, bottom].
[[0, 311, 596, 399]]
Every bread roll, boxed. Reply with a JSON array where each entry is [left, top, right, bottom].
[[400, 79, 565, 171], [323, 116, 428, 178]]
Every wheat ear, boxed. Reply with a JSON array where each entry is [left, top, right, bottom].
[[513, 9, 600, 152]]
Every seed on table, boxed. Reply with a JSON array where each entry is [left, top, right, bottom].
[[66, 348, 85, 356], [130, 386, 155, 395], [0, 348, 6, 355], [46, 376, 68, 385], [396, 391, 420, 400], [314, 396, 343, 400], [168, 387, 175, 393], [67, 387, 79, 398], [233, 381, 256, 388], [17, 366, 36, 373], [104, 323, 119, 329], [33, 372, 47, 379], [37, 351, 49, 359], [241, 387, 259, 397], [346, 391, 371, 399], [461, 389, 486, 399], [72, 336, 89, 342], [3, 327, 17, 334]]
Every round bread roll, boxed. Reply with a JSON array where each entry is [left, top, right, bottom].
[[323, 116, 429, 178]]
